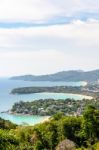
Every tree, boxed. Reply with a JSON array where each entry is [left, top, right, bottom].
[[80, 105, 99, 147]]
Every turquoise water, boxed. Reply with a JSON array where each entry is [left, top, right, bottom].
[[0, 113, 48, 125], [0, 78, 89, 125], [26, 92, 91, 100], [0, 78, 87, 111], [0, 91, 91, 125]]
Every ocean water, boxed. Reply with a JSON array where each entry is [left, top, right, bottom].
[[0, 78, 89, 125], [0, 78, 88, 111], [0, 113, 48, 125]]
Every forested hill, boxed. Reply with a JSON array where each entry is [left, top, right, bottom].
[[10, 69, 99, 82], [0, 106, 99, 149]]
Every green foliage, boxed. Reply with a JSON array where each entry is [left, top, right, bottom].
[[11, 86, 82, 95], [34, 140, 44, 150], [0, 106, 99, 150], [93, 142, 99, 150], [57, 116, 82, 145], [11, 99, 99, 116], [77, 105, 99, 148], [52, 112, 65, 121], [0, 117, 17, 129], [0, 129, 19, 150]]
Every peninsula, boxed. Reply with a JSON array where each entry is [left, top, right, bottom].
[[10, 98, 99, 116], [10, 69, 99, 83]]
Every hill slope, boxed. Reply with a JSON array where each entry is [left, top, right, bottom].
[[10, 69, 99, 82]]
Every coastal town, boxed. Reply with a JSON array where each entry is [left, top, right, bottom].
[[10, 98, 99, 116]]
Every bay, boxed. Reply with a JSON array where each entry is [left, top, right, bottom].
[[0, 78, 87, 111], [0, 78, 89, 125], [0, 113, 49, 125]]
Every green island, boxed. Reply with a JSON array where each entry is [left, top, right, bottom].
[[0, 105, 99, 150], [11, 99, 99, 116]]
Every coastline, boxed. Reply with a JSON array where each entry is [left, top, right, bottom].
[[0, 111, 51, 126], [38, 92, 93, 100], [9, 111, 51, 118], [40, 116, 50, 123], [64, 93, 93, 99], [8, 111, 51, 123]]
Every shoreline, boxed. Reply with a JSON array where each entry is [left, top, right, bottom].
[[0, 112, 51, 125], [11, 91, 93, 100], [40, 116, 50, 123], [9, 112, 51, 118], [64, 93, 93, 99], [34, 92, 93, 100]]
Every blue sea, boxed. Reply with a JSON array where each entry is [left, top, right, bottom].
[[0, 78, 89, 125]]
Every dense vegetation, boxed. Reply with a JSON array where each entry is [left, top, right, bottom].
[[11, 99, 99, 116], [10, 69, 99, 82], [11, 86, 95, 97], [0, 106, 99, 150], [0, 117, 17, 129], [11, 86, 82, 94]]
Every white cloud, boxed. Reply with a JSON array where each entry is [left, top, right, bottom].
[[0, 1, 99, 76], [0, 19, 99, 49], [0, 0, 62, 22], [0, 47, 99, 77], [82, 0, 99, 11], [0, 50, 67, 76], [0, 19, 99, 76], [0, 0, 99, 23]]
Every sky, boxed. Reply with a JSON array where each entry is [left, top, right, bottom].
[[0, 0, 99, 77]]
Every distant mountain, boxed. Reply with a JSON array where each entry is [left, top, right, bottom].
[[10, 70, 99, 82]]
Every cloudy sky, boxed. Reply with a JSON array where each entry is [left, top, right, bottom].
[[0, 0, 99, 76]]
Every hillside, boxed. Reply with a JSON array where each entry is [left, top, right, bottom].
[[11, 99, 99, 116], [0, 117, 17, 129], [10, 69, 99, 82], [0, 106, 99, 150]]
